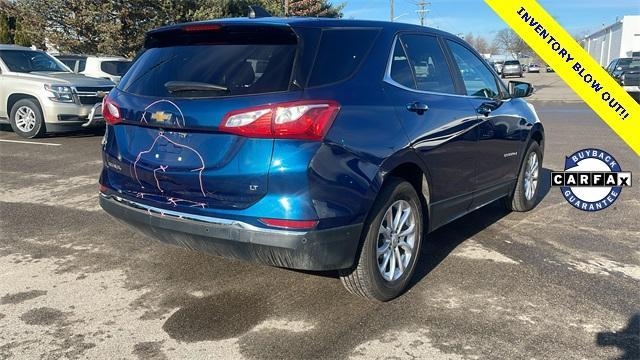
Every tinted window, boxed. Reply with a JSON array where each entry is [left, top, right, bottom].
[[0, 50, 68, 73], [389, 39, 415, 89], [308, 29, 379, 87], [447, 41, 500, 98], [397, 34, 455, 94], [101, 60, 131, 76], [618, 58, 640, 70], [78, 59, 86, 72], [59, 59, 77, 71], [119, 44, 296, 98], [504, 60, 520, 65]]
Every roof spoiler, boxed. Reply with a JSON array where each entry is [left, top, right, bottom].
[[248, 5, 272, 18]]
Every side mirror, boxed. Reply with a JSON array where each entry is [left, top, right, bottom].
[[509, 81, 534, 98]]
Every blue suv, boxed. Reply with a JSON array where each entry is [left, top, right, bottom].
[[99, 16, 544, 301]]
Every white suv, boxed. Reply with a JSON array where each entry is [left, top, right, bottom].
[[0, 45, 114, 138], [56, 55, 131, 84]]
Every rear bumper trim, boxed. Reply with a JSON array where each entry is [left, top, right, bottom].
[[99, 194, 363, 270]]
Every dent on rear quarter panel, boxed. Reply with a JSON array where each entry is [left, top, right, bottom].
[[305, 82, 410, 228]]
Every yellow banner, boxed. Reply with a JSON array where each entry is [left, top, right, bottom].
[[485, 0, 640, 156]]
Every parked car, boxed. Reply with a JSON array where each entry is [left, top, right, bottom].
[[501, 60, 523, 78], [55, 54, 87, 73], [55, 54, 131, 84], [528, 64, 540, 73], [99, 16, 544, 301], [0, 45, 115, 138], [606, 57, 640, 103], [494, 62, 503, 74]]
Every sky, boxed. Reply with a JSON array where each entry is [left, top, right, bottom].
[[342, 0, 640, 40]]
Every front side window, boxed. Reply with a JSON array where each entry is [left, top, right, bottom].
[[447, 40, 500, 99], [390, 34, 455, 94], [0, 50, 69, 73]]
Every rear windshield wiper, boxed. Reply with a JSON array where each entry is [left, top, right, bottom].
[[164, 81, 228, 94]]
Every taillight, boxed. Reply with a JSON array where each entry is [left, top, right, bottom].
[[102, 96, 121, 125], [259, 218, 319, 230], [220, 100, 340, 140]]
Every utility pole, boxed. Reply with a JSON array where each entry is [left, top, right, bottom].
[[390, 0, 394, 22], [415, 1, 430, 26]]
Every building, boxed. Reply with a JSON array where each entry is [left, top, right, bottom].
[[582, 15, 640, 66]]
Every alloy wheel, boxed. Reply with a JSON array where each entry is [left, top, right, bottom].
[[524, 152, 539, 201], [15, 106, 37, 133], [377, 200, 416, 282]]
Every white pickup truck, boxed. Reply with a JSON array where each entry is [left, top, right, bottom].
[[0, 45, 114, 138]]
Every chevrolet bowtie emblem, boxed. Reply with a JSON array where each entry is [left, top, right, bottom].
[[151, 111, 172, 122]]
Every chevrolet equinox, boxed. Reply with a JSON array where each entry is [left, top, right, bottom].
[[99, 16, 544, 301]]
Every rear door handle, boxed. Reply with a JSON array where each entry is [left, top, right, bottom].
[[406, 102, 429, 115]]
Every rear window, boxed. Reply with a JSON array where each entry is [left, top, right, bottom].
[[618, 58, 640, 70], [504, 60, 520, 65], [307, 29, 379, 87], [101, 60, 131, 76], [119, 29, 297, 98]]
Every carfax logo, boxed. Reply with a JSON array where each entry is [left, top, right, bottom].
[[552, 149, 632, 212]]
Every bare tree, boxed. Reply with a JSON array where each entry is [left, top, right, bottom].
[[493, 28, 529, 57], [463, 32, 492, 55]]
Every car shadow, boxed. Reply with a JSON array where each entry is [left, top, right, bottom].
[[406, 167, 553, 291], [596, 313, 640, 360]]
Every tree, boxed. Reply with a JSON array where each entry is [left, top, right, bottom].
[[0, 14, 10, 43], [493, 28, 529, 57], [463, 32, 493, 55], [7, 0, 345, 56], [287, 0, 344, 17]]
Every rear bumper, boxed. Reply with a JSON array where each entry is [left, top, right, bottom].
[[99, 194, 363, 271]]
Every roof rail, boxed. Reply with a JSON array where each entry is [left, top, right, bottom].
[[248, 5, 272, 18]]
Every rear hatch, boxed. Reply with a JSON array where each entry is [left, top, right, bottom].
[[103, 23, 301, 209]]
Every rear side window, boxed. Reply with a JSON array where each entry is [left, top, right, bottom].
[[119, 38, 296, 98], [307, 29, 379, 87], [101, 61, 130, 76], [390, 34, 456, 94]]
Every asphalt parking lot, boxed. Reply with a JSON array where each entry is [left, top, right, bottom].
[[0, 73, 638, 359]]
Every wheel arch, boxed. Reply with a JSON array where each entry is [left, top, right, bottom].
[[7, 93, 43, 118], [530, 122, 545, 153], [375, 149, 432, 227]]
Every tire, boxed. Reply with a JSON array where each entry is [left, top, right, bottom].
[[505, 142, 542, 212], [339, 178, 423, 301], [10, 99, 46, 138]]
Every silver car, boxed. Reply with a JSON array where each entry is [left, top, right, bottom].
[[501, 60, 523, 78], [0, 45, 114, 138]]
